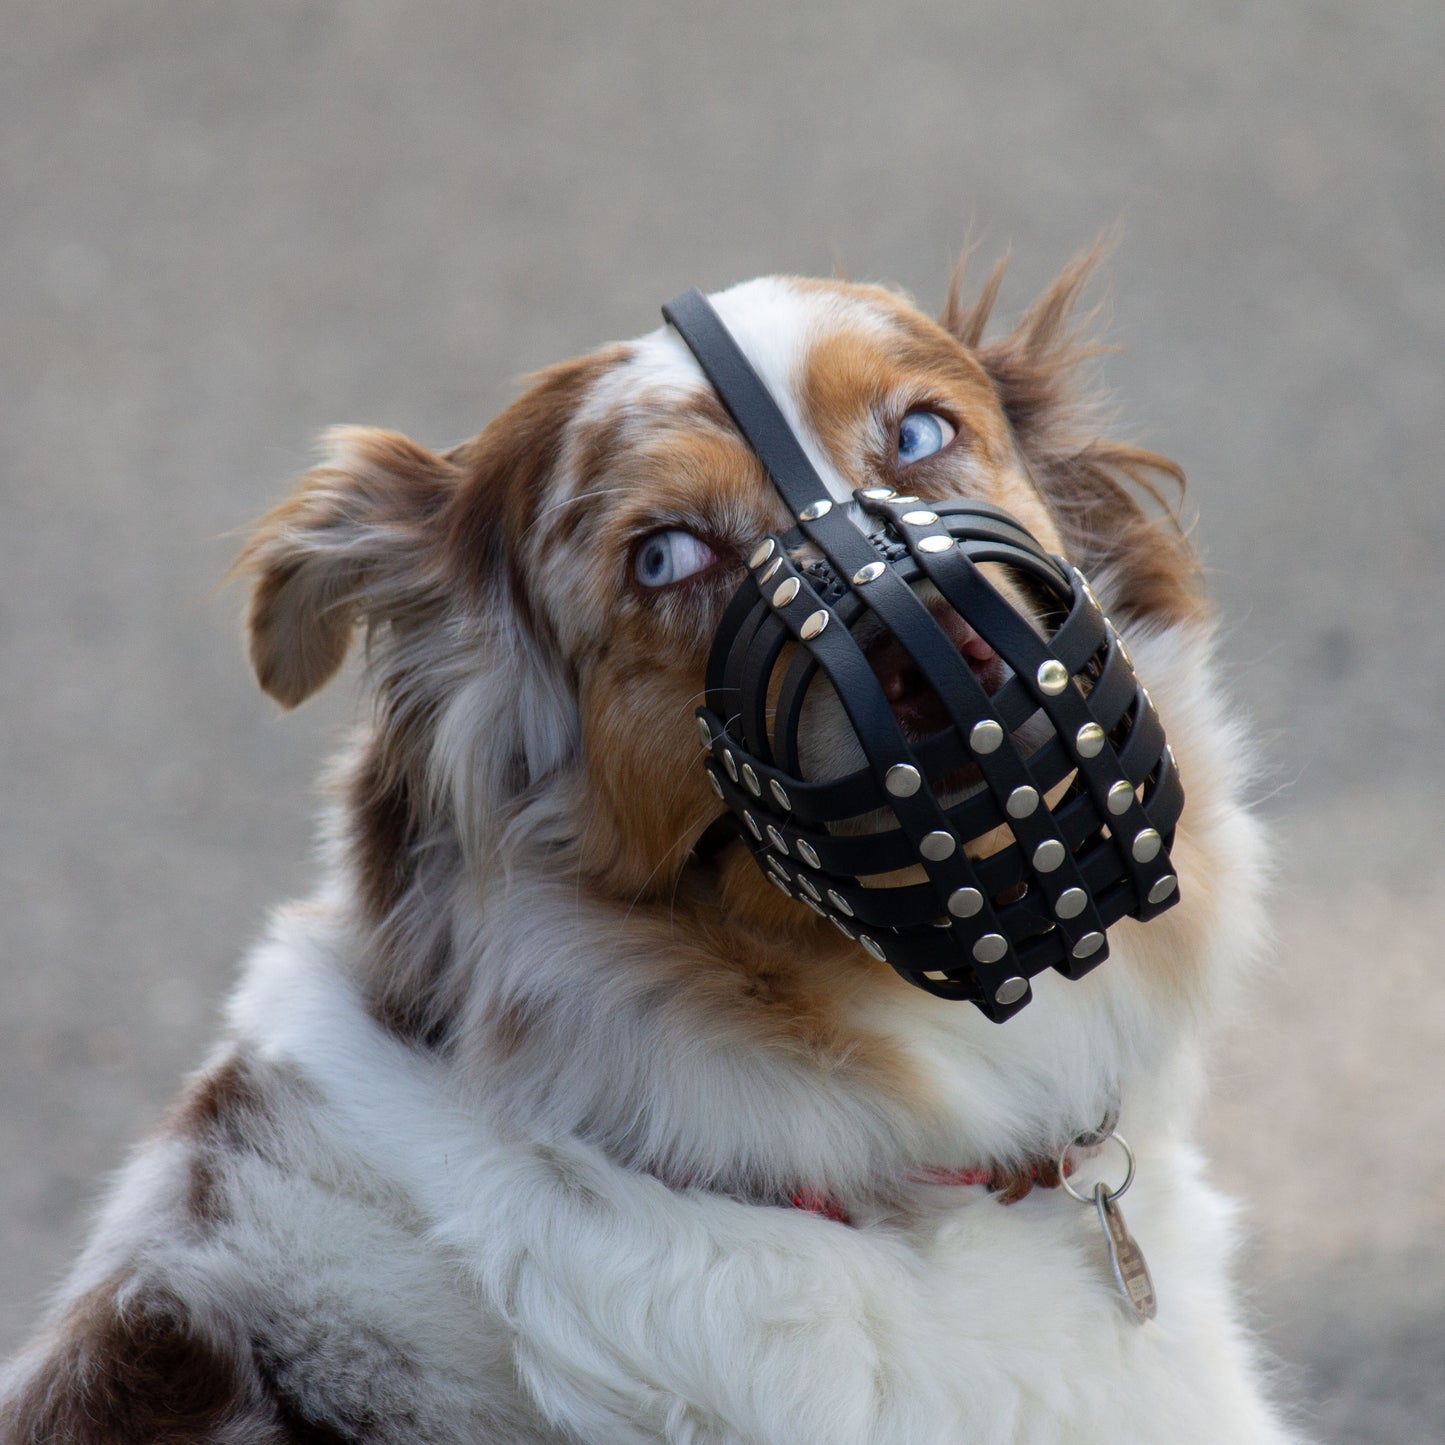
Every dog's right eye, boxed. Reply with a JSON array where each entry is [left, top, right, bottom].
[[633, 529, 718, 588]]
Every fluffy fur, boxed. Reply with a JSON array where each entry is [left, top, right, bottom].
[[1, 257, 1304, 1443]]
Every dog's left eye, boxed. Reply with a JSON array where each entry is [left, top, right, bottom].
[[634, 529, 719, 588], [897, 410, 956, 465]]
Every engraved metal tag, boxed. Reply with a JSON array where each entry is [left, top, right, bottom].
[[1094, 1184, 1157, 1323]]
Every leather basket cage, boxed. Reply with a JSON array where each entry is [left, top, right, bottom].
[[664, 289, 1183, 1023]]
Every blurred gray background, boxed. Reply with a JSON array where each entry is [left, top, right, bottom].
[[2, 3, 1441, 1440]]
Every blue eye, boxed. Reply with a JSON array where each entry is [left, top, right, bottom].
[[896, 410, 956, 465], [634, 529, 719, 588]]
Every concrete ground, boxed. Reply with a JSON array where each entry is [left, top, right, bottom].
[[1, 3, 1441, 1440]]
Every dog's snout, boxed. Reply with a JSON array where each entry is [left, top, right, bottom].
[[866, 609, 1001, 737]]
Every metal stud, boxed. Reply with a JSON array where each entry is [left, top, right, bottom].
[[1055, 887, 1088, 920], [770, 779, 792, 811], [1006, 785, 1040, 819], [919, 830, 957, 861], [970, 719, 1004, 755], [885, 764, 922, 797], [860, 486, 894, 501], [947, 886, 984, 918], [901, 509, 939, 526], [892, 495, 920, 505], [831, 917, 855, 940], [994, 976, 1029, 1007], [722, 750, 739, 782], [796, 839, 821, 870], [766, 825, 789, 856], [851, 560, 886, 585], [772, 577, 800, 608], [1147, 874, 1178, 905], [797, 876, 822, 903], [741, 763, 762, 796], [918, 535, 954, 553], [802, 895, 827, 917], [798, 499, 833, 522], [1106, 780, 1135, 816], [743, 811, 763, 841], [858, 934, 888, 962], [695, 716, 712, 748], [1164, 744, 1178, 771], [767, 873, 792, 897], [1032, 839, 1066, 873], [1036, 659, 1069, 696], [748, 538, 776, 569], [1075, 722, 1106, 759], [708, 771, 724, 799], [827, 888, 854, 917], [799, 610, 830, 641], [758, 557, 782, 584], [1131, 828, 1162, 863], [1072, 931, 1105, 960], [973, 933, 1008, 964], [765, 855, 789, 878]]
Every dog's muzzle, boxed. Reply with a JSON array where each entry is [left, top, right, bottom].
[[664, 289, 1183, 1022]]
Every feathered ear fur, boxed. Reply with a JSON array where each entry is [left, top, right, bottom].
[[235, 428, 458, 708], [943, 248, 1202, 626]]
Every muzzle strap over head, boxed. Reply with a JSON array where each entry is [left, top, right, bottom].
[[663, 288, 1184, 1022]]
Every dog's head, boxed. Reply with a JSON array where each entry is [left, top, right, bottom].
[[236, 254, 1210, 1051]]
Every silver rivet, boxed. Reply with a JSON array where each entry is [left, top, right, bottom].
[[743, 811, 763, 841], [772, 577, 800, 608], [973, 933, 1008, 964], [770, 779, 792, 810], [766, 825, 789, 855], [947, 886, 983, 918], [994, 976, 1029, 1007], [722, 751, 739, 782], [1032, 839, 1066, 873], [831, 917, 855, 939], [802, 895, 826, 917], [901, 509, 939, 526], [1115, 632, 1134, 667], [918, 535, 954, 553], [859, 934, 888, 962], [851, 560, 886, 585], [1075, 722, 1106, 758], [860, 487, 894, 501], [765, 855, 789, 878], [1006, 785, 1039, 819], [885, 764, 922, 797], [892, 495, 920, 505], [695, 716, 712, 748], [1164, 744, 1178, 770], [796, 839, 821, 870], [1132, 828, 1162, 863], [748, 538, 775, 569], [799, 610, 830, 641], [798, 876, 821, 902], [708, 771, 724, 799], [919, 830, 956, 861], [1036, 659, 1069, 696], [970, 719, 1004, 755], [1072, 931, 1105, 959], [741, 763, 761, 796], [759, 557, 782, 584], [798, 499, 833, 522], [1106, 780, 1134, 816], [1147, 874, 1178, 905], [827, 889, 854, 917], [767, 873, 792, 897], [1055, 887, 1088, 920]]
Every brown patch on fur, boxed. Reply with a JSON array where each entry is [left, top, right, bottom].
[[0, 1275, 265, 1444], [943, 249, 1203, 626], [235, 428, 460, 709], [348, 737, 421, 924]]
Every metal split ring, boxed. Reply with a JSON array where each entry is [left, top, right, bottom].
[[1059, 1130, 1136, 1205]]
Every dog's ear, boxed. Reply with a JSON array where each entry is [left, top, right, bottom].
[[235, 428, 458, 708], [943, 248, 1202, 625]]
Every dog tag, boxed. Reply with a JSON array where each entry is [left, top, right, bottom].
[[1094, 1183, 1157, 1322]]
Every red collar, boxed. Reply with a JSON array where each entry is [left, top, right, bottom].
[[790, 1156, 1073, 1226]]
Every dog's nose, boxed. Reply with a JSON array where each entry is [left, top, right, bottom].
[[866, 609, 1002, 736]]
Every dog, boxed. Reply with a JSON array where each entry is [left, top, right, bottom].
[[0, 254, 1303, 1443]]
